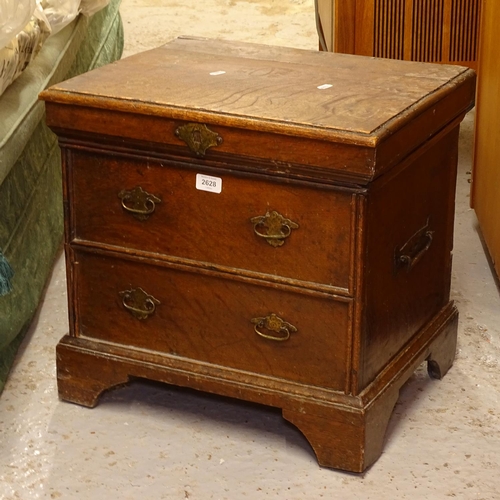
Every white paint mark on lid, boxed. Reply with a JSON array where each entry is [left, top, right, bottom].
[[317, 84, 333, 90], [210, 71, 226, 76]]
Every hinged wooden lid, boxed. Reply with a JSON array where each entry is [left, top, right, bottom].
[[40, 36, 476, 181]]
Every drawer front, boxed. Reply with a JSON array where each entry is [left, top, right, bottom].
[[73, 251, 351, 391], [68, 149, 354, 291]]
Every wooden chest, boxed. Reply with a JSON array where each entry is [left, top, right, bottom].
[[40, 37, 475, 472]]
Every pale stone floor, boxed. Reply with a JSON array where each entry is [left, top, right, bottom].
[[1, 1, 499, 498]]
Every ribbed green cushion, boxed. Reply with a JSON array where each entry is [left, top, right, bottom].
[[0, 0, 124, 394]]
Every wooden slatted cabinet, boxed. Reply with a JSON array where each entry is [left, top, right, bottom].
[[317, 0, 481, 70]]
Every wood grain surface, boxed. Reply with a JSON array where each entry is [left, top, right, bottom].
[[42, 37, 471, 139], [42, 38, 474, 472]]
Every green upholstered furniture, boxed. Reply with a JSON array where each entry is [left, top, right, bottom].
[[0, 0, 124, 393]]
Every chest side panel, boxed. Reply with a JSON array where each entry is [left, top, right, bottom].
[[357, 126, 459, 390]]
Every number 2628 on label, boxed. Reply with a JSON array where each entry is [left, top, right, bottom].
[[196, 173, 222, 194]]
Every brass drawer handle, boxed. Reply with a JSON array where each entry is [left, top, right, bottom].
[[119, 287, 160, 320], [175, 123, 223, 157], [251, 313, 297, 342], [395, 218, 434, 272], [118, 186, 161, 221], [250, 210, 299, 247]]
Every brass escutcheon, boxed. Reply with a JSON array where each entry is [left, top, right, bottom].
[[118, 186, 161, 221], [250, 210, 299, 247], [175, 123, 223, 157], [251, 313, 297, 342], [119, 287, 160, 320]]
